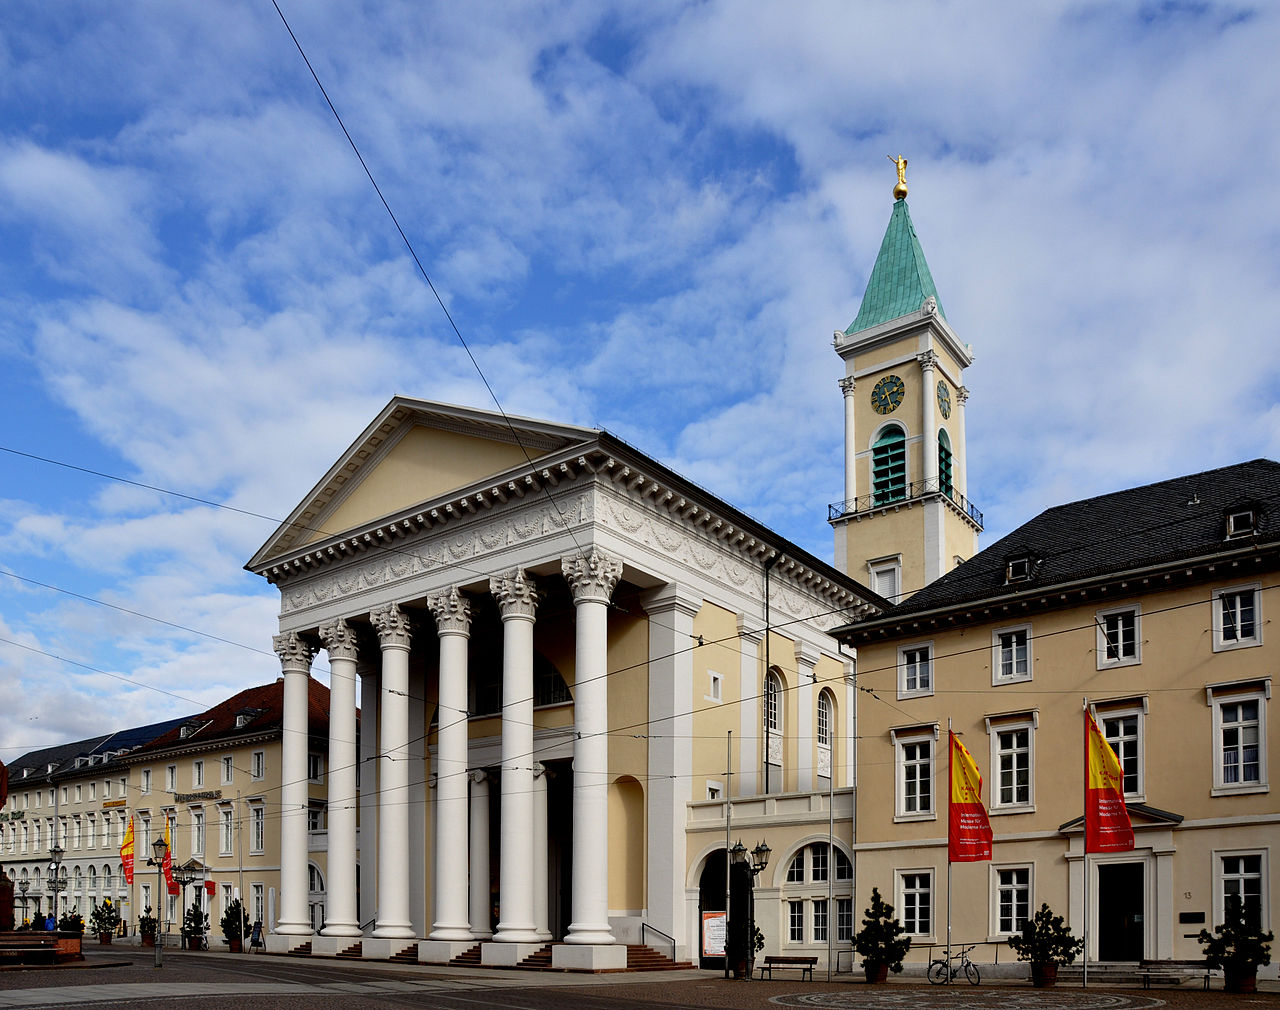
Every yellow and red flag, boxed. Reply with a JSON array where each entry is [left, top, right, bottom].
[[162, 817, 177, 892], [1085, 711, 1134, 852], [948, 731, 993, 861], [120, 816, 135, 885]]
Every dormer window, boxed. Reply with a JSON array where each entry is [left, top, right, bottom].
[[179, 719, 209, 740], [235, 708, 264, 729], [1226, 509, 1257, 539], [1006, 556, 1033, 583]]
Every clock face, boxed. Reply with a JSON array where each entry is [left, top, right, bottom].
[[871, 374, 905, 415], [937, 380, 952, 419]]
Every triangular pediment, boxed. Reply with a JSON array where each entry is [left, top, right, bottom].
[[247, 397, 596, 568]]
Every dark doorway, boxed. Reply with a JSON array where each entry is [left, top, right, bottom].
[[698, 850, 727, 970], [1097, 862, 1144, 961], [696, 851, 753, 970]]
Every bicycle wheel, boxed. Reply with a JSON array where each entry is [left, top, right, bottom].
[[964, 961, 980, 985], [927, 960, 950, 984]]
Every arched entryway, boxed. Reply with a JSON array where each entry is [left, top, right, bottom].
[[696, 849, 755, 971]]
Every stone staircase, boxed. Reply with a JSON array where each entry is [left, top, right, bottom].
[[627, 944, 694, 971], [389, 943, 420, 965], [287, 941, 312, 957], [1057, 963, 1151, 985], [335, 942, 362, 960], [516, 944, 555, 969], [449, 943, 483, 967]]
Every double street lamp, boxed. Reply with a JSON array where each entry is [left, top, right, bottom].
[[47, 844, 67, 929], [147, 836, 168, 969], [17, 880, 30, 927], [728, 839, 771, 978]]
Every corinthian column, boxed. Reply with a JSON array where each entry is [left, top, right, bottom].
[[427, 587, 473, 941], [562, 549, 623, 945], [919, 350, 938, 486], [469, 771, 492, 939], [839, 375, 856, 507], [273, 631, 316, 936], [370, 603, 416, 939], [490, 569, 540, 943], [318, 619, 360, 937]]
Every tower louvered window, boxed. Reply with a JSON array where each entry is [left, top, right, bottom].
[[938, 430, 953, 498], [872, 426, 906, 505]]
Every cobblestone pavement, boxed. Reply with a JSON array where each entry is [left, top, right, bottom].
[[0, 948, 1276, 1009]]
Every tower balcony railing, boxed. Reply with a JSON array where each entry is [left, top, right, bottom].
[[828, 477, 983, 527]]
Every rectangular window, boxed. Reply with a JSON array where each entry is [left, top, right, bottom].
[[1102, 711, 1142, 796], [899, 872, 932, 935], [788, 900, 804, 943], [221, 756, 234, 785], [307, 804, 325, 832], [221, 883, 232, 916], [835, 847, 853, 880], [89, 782, 97, 801], [992, 626, 1031, 683], [1221, 700, 1261, 785], [813, 899, 828, 942], [307, 754, 323, 783], [250, 804, 265, 853], [139, 816, 150, 854], [1214, 585, 1261, 651], [896, 732, 935, 818], [997, 867, 1031, 935], [141, 769, 152, 794], [219, 807, 234, 855], [165, 765, 176, 791], [899, 643, 933, 698], [75, 784, 82, 802], [191, 809, 205, 856], [103, 779, 111, 798], [706, 783, 722, 801], [251, 883, 265, 925], [192, 761, 204, 788], [786, 853, 804, 883], [1209, 684, 1268, 794], [1220, 853, 1264, 931], [811, 844, 828, 882], [141, 882, 152, 915], [1097, 606, 1140, 667], [707, 672, 723, 703], [836, 897, 854, 942], [251, 751, 265, 781], [995, 727, 1032, 808], [100, 814, 110, 847], [869, 559, 902, 603]]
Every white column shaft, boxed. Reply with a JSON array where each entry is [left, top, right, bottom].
[[321, 623, 359, 936], [371, 605, 415, 940], [841, 377, 857, 505], [532, 765, 550, 940], [494, 610, 537, 942], [469, 773, 492, 939], [430, 625, 472, 940], [357, 666, 379, 928], [921, 356, 938, 485], [273, 632, 314, 936]]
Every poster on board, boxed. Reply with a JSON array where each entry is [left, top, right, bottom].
[[702, 910, 727, 956]]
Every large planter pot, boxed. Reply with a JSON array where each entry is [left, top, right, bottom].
[[1030, 962, 1058, 988], [1224, 965, 1258, 994], [98, 932, 113, 945], [228, 939, 243, 953], [141, 932, 156, 947], [864, 962, 890, 984]]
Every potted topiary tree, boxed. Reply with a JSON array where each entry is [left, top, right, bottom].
[[1199, 895, 1274, 994], [181, 901, 209, 951], [138, 905, 157, 947], [1008, 903, 1083, 987], [853, 887, 912, 983], [220, 897, 250, 953], [90, 898, 121, 944], [57, 909, 85, 934]]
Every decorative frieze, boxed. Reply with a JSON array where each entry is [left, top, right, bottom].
[[318, 618, 359, 661], [562, 549, 622, 605], [427, 587, 472, 636], [273, 631, 316, 673], [370, 603, 413, 648], [491, 569, 539, 620]]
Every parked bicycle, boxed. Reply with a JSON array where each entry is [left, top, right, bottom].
[[928, 943, 980, 985]]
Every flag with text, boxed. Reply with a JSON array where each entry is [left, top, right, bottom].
[[1085, 711, 1134, 852], [120, 815, 135, 885], [949, 730, 993, 861]]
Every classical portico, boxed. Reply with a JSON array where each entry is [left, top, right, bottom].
[[248, 397, 874, 965]]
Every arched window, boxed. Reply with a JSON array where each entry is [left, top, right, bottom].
[[764, 669, 784, 792], [872, 426, 907, 505], [817, 689, 835, 786], [938, 429, 954, 498]]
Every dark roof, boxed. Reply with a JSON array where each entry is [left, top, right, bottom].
[[130, 678, 330, 754], [5, 716, 192, 785], [856, 458, 1280, 624]]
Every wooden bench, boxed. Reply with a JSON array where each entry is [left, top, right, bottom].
[[757, 955, 818, 980], [1138, 959, 1218, 990]]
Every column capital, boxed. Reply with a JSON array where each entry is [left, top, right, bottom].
[[491, 569, 539, 620], [917, 349, 938, 372], [427, 587, 472, 636], [736, 612, 764, 646], [370, 602, 413, 648], [469, 769, 489, 785], [273, 631, 316, 673], [956, 384, 970, 404], [318, 618, 359, 662], [837, 375, 856, 396], [562, 549, 623, 605]]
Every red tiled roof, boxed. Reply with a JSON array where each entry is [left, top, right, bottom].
[[132, 678, 331, 753]]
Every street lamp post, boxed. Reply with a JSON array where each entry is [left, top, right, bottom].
[[730, 839, 771, 979], [47, 844, 66, 929], [172, 866, 197, 949], [17, 880, 29, 927], [147, 837, 168, 969]]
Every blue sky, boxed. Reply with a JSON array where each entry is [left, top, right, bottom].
[[3, 1, 1279, 752]]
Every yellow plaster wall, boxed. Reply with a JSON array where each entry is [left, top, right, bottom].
[[307, 426, 535, 544], [691, 603, 743, 797]]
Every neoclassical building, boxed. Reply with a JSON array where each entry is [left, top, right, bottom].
[[247, 402, 883, 967]]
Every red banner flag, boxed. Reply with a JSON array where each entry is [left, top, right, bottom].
[[162, 817, 176, 891], [120, 815, 135, 885], [1085, 711, 1134, 852], [949, 731, 993, 861]]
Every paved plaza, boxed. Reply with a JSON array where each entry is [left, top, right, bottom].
[[0, 948, 1276, 1010]]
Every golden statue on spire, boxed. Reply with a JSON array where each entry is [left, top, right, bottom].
[[888, 154, 908, 200]]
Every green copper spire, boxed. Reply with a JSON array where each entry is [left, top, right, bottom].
[[845, 199, 945, 335]]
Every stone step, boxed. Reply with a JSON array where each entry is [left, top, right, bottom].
[[389, 943, 419, 964], [449, 943, 483, 967], [336, 942, 363, 959]]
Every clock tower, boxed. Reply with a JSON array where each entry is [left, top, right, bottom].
[[830, 164, 981, 602]]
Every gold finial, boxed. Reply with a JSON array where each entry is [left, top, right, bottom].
[[888, 154, 908, 200]]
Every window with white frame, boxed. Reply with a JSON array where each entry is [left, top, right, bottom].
[[898, 643, 933, 698], [764, 669, 784, 790], [192, 760, 204, 788], [141, 882, 152, 915], [250, 804, 265, 853], [987, 713, 1036, 812], [893, 726, 936, 819], [165, 765, 176, 791], [221, 755, 234, 785], [102, 779, 111, 798], [75, 784, 82, 802], [1097, 605, 1141, 668], [869, 557, 902, 603], [836, 897, 854, 942], [191, 809, 204, 856], [706, 671, 722, 704], [898, 871, 932, 936], [141, 769, 151, 794], [138, 816, 150, 853], [307, 754, 323, 783], [1101, 706, 1144, 797], [251, 751, 265, 781], [219, 807, 234, 856], [1208, 683, 1268, 793], [789, 900, 804, 942], [1218, 851, 1266, 931], [307, 803, 325, 832], [1214, 584, 1261, 651], [706, 782, 722, 801], [88, 782, 96, 801], [995, 866, 1031, 935], [251, 883, 264, 924], [813, 899, 828, 942], [992, 625, 1031, 683], [811, 844, 828, 882], [817, 691, 831, 747], [835, 847, 852, 880], [787, 853, 804, 883]]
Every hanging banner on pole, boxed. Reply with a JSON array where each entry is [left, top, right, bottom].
[[1085, 711, 1134, 852], [120, 815, 135, 885], [948, 731, 993, 861]]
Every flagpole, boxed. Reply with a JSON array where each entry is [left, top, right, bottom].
[[947, 718, 953, 975], [1082, 697, 1089, 990]]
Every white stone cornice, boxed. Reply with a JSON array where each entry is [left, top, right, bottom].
[[318, 618, 359, 661], [370, 603, 413, 648], [491, 569, 539, 620], [736, 613, 764, 645], [427, 587, 472, 636], [562, 549, 623, 605], [273, 631, 316, 672]]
